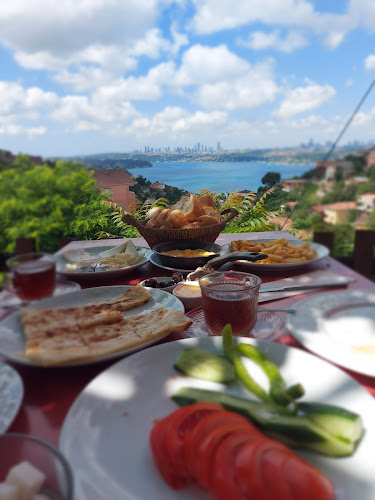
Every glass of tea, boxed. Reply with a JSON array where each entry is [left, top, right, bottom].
[[199, 271, 262, 336], [5, 252, 56, 303]]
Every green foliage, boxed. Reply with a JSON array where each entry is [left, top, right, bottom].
[[223, 189, 278, 233], [0, 156, 115, 252], [261, 171, 281, 189], [321, 181, 357, 203], [130, 175, 188, 204]]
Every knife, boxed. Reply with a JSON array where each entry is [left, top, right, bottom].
[[259, 279, 353, 293]]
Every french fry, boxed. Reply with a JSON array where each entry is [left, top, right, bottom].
[[230, 239, 316, 264]]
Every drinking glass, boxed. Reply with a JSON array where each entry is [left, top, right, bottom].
[[199, 271, 262, 336], [5, 252, 56, 303]]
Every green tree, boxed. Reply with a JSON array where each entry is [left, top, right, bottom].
[[0, 156, 115, 252], [261, 171, 281, 189]]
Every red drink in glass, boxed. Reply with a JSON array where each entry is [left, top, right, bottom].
[[199, 272, 261, 336], [6, 253, 56, 301]]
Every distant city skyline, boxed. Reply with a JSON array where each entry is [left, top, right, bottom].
[[1, 1, 375, 157]]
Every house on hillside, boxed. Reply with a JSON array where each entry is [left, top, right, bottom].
[[345, 176, 368, 185], [324, 161, 354, 181], [93, 169, 140, 210], [320, 201, 357, 225], [357, 192, 375, 212], [150, 182, 165, 190], [280, 201, 298, 213], [365, 146, 375, 168], [316, 181, 335, 198], [280, 179, 307, 192]]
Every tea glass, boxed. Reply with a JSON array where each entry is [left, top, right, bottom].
[[199, 271, 262, 336], [0, 433, 73, 499], [5, 252, 56, 303]]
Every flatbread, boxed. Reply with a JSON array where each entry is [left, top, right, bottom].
[[20, 284, 152, 340], [19, 286, 192, 366]]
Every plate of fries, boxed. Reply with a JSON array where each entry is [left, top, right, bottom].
[[229, 238, 330, 270]]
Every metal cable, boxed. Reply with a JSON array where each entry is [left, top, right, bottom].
[[281, 79, 375, 229]]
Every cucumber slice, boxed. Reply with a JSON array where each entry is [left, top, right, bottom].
[[173, 349, 236, 383], [172, 387, 360, 457], [299, 402, 363, 445]]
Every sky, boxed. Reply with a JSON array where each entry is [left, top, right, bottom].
[[1, 0, 375, 158]]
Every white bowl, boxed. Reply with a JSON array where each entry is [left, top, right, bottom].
[[140, 277, 179, 293], [172, 281, 203, 310]]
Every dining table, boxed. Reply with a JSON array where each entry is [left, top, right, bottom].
[[1, 229, 375, 452]]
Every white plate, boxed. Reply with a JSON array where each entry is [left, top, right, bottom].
[[60, 336, 375, 500], [287, 290, 375, 377], [55, 245, 152, 279], [232, 239, 329, 271], [0, 286, 184, 367], [0, 362, 24, 433]]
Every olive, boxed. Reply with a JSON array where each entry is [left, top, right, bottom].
[[171, 272, 183, 283], [143, 278, 158, 287], [159, 279, 175, 288]]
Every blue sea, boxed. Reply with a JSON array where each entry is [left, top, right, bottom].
[[128, 161, 314, 193]]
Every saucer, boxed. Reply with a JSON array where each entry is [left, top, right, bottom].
[[1, 279, 81, 309], [185, 307, 287, 341]]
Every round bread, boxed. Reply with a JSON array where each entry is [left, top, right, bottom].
[[198, 194, 215, 208], [195, 215, 219, 227], [203, 206, 222, 222]]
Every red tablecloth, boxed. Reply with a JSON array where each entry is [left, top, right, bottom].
[[1, 231, 375, 447]]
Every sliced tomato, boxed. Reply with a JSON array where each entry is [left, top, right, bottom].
[[150, 412, 181, 488], [235, 439, 277, 500], [259, 446, 294, 500], [183, 410, 252, 481], [158, 403, 222, 489], [283, 454, 334, 500], [208, 428, 260, 500]]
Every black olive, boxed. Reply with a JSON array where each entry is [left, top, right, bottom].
[[143, 278, 158, 287], [159, 279, 175, 288], [171, 272, 183, 283]]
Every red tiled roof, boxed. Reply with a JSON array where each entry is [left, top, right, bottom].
[[93, 169, 134, 186]]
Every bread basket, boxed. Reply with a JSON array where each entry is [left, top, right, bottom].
[[122, 208, 239, 248]]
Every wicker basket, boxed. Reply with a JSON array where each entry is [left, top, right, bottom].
[[122, 208, 239, 248]]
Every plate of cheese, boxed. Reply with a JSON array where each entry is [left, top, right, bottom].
[[0, 285, 192, 367], [55, 240, 152, 279]]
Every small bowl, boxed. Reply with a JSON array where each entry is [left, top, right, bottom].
[[152, 240, 222, 270], [173, 281, 203, 310], [0, 433, 73, 499], [140, 276, 179, 293]]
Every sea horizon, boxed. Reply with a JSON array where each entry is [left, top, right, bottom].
[[127, 160, 314, 193]]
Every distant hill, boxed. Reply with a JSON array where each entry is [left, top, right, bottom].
[[57, 143, 374, 167], [64, 154, 152, 170]]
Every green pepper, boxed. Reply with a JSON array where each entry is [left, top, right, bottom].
[[222, 324, 273, 404], [235, 343, 304, 411]]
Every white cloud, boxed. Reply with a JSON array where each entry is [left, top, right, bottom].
[[124, 106, 227, 138], [0, 0, 166, 55], [51, 94, 139, 131], [238, 30, 308, 53], [174, 44, 250, 87], [196, 61, 278, 110], [0, 82, 58, 116], [190, 0, 356, 49], [0, 124, 46, 137], [365, 54, 375, 70], [275, 81, 336, 119]]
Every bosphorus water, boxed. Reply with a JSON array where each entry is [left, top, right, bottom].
[[128, 161, 314, 193]]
